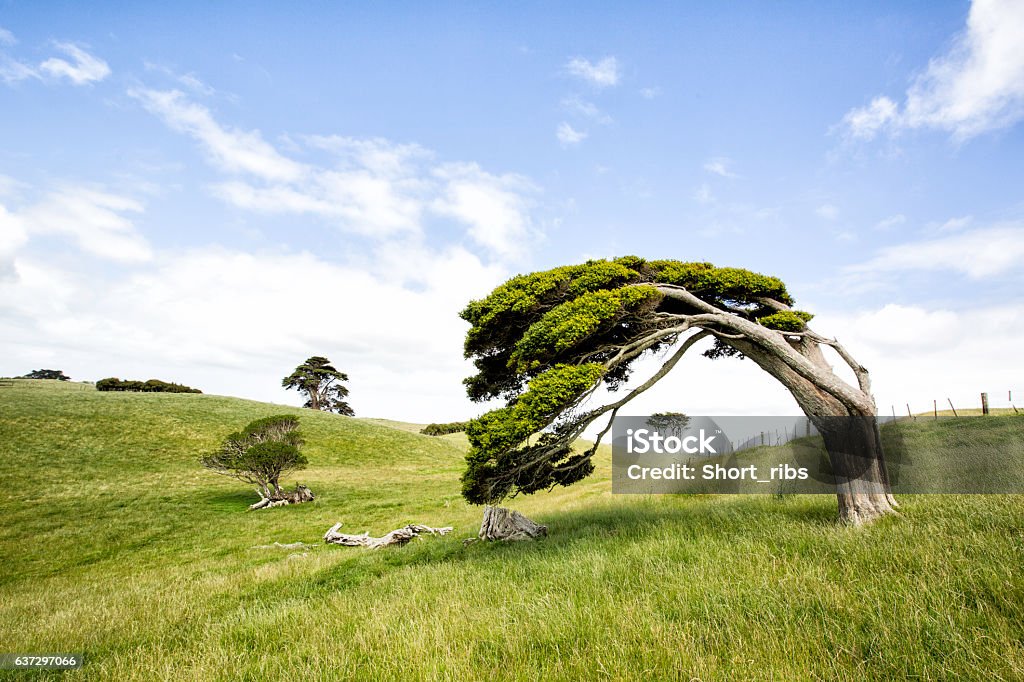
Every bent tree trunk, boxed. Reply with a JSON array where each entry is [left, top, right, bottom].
[[729, 335, 898, 525]]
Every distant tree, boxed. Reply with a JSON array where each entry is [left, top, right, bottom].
[[22, 369, 70, 381], [421, 421, 470, 436], [282, 356, 354, 415], [646, 412, 690, 437], [96, 377, 201, 393], [201, 415, 314, 510]]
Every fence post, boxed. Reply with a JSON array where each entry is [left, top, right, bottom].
[[933, 399, 937, 419], [981, 392, 990, 415], [947, 398, 959, 417]]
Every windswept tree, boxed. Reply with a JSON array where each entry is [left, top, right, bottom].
[[22, 369, 70, 381], [282, 356, 354, 415], [646, 412, 690, 437], [201, 415, 314, 509], [459, 257, 896, 525]]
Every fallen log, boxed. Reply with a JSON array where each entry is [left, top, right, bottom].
[[478, 505, 547, 541], [248, 484, 315, 510], [323, 522, 453, 549]]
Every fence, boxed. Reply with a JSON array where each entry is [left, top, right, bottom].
[[890, 389, 1020, 420]]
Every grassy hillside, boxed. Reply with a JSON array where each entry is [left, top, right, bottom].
[[1, 380, 1023, 680]]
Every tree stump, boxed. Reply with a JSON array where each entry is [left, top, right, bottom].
[[323, 522, 453, 549], [248, 484, 314, 510], [478, 506, 547, 541]]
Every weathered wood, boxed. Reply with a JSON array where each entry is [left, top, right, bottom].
[[323, 522, 453, 549], [478, 506, 547, 541], [248, 484, 314, 510]]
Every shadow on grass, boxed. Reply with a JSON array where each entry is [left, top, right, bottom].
[[302, 495, 840, 594]]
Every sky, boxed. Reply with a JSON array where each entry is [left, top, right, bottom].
[[1, 0, 1022, 423]]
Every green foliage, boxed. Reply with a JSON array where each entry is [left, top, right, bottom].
[[462, 363, 605, 503], [757, 310, 814, 332], [201, 414, 306, 494], [21, 369, 71, 381], [459, 256, 805, 504], [96, 377, 202, 393], [460, 256, 798, 403], [421, 421, 470, 436], [510, 285, 663, 372], [283, 356, 354, 415]]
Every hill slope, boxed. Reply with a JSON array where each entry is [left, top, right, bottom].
[[1, 380, 1023, 680]]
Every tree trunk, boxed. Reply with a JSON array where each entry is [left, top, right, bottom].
[[727, 337, 898, 525], [249, 484, 315, 510], [478, 506, 548, 541], [819, 416, 899, 525]]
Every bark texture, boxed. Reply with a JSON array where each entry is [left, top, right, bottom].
[[323, 522, 453, 549], [248, 484, 315, 510], [478, 506, 548, 541]]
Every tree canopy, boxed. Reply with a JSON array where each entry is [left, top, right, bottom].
[[201, 415, 307, 501], [282, 356, 354, 416], [22, 369, 70, 381], [459, 256, 894, 524]]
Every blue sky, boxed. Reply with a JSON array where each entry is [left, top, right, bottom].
[[1, 1, 1022, 421]]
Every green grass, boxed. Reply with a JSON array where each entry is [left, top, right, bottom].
[[1, 380, 1023, 680]]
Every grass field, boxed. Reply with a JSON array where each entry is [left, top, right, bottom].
[[2, 380, 1023, 680]]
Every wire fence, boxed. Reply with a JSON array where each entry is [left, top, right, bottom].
[[888, 388, 1020, 420]]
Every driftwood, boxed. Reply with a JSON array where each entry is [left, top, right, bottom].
[[252, 541, 310, 550], [249, 484, 315, 511], [323, 522, 453, 549], [477, 505, 547, 541]]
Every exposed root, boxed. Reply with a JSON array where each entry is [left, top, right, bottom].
[[248, 484, 315, 511], [323, 522, 453, 549]]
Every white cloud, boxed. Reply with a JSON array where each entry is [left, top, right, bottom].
[[875, 214, 907, 231], [639, 87, 661, 100], [839, 0, 1024, 140], [0, 54, 37, 84], [130, 89, 305, 183], [694, 183, 714, 204], [134, 90, 538, 257], [936, 215, 972, 232], [849, 224, 1024, 279], [431, 163, 536, 259], [839, 96, 899, 140], [565, 56, 620, 88], [39, 43, 110, 85], [0, 205, 28, 277], [816, 203, 840, 220], [0, 246, 508, 422], [14, 186, 151, 262], [561, 95, 612, 124], [0, 27, 16, 46], [814, 302, 1024, 415], [703, 157, 738, 179], [556, 122, 588, 146]]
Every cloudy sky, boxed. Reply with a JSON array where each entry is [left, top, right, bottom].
[[1, 1, 1022, 422]]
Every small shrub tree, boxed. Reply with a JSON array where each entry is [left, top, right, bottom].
[[646, 412, 690, 436], [201, 415, 314, 509]]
